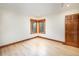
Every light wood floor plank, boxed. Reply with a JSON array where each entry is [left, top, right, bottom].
[[0, 37, 79, 56]]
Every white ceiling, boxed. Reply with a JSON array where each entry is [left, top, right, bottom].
[[0, 3, 79, 16]]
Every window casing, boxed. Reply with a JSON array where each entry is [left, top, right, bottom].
[[31, 19, 45, 34]]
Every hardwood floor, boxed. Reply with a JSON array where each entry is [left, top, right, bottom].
[[0, 37, 79, 56]]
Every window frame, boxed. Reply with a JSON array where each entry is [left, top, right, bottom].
[[30, 19, 45, 34]]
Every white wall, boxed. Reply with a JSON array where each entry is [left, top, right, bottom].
[[0, 6, 79, 46], [0, 8, 38, 46], [39, 7, 79, 42]]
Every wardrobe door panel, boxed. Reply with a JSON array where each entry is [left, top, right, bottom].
[[65, 13, 79, 47], [66, 33, 74, 42]]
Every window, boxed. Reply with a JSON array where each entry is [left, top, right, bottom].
[[31, 19, 45, 34]]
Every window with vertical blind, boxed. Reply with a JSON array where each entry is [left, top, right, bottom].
[[31, 19, 45, 34]]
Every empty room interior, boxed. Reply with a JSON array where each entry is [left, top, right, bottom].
[[0, 3, 79, 56]]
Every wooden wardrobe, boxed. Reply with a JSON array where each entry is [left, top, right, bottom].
[[65, 13, 79, 47]]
